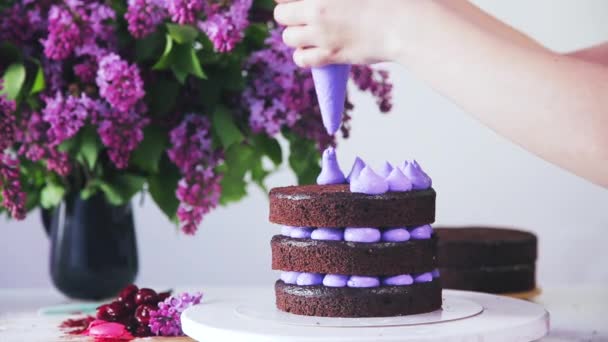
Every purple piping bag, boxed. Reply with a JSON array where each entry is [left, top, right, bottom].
[[312, 64, 351, 135]]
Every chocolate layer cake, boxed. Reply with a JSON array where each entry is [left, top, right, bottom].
[[268, 150, 441, 317], [269, 185, 436, 228], [435, 227, 537, 294]]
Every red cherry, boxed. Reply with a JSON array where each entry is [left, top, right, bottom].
[[96, 304, 112, 321], [135, 288, 158, 306], [102, 301, 129, 322], [118, 284, 138, 303], [134, 324, 152, 337], [134, 304, 155, 325], [156, 290, 171, 303]]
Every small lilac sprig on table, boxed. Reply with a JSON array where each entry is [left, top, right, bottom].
[[149, 291, 204, 336], [0, 0, 394, 234]]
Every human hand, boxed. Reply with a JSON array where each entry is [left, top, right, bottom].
[[274, 0, 422, 67]]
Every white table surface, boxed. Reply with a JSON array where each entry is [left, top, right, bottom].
[[0, 286, 606, 341]]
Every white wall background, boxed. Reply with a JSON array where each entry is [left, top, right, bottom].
[[1, 0, 607, 289]]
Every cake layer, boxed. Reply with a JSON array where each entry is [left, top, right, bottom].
[[435, 227, 537, 267], [272, 235, 437, 276], [439, 264, 535, 293], [275, 279, 442, 317], [269, 184, 436, 227]]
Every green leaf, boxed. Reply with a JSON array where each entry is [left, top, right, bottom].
[[288, 137, 321, 185], [170, 43, 206, 83], [152, 34, 174, 70], [130, 125, 168, 174], [146, 78, 180, 117], [77, 126, 102, 170], [250, 157, 270, 192], [99, 174, 146, 206], [219, 174, 247, 205], [0, 63, 26, 100], [148, 158, 180, 221], [244, 23, 269, 50], [254, 0, 275, 10], [253, 134, 282, 166], [40, 182, 65, 209], [135, 30, 164, 62], [223, 143, 256, 179], [29, 65, 45, 95], [166, 23, 199, 44], [81, 181, 99, 200], [212, 106, 244, 148]]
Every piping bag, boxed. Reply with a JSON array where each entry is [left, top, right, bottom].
[[312, 64, 351, 135]]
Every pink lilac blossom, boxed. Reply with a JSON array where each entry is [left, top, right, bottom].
[[167, 0, 203, 25], [17, 111, 71, 176], [0, 153, 26, 220], [125, 0, 167, 38], [96, 53, 145, 112], [149, 292, 203, 336], [167, 114, 222, 234], [42, 5, 81, 60], [42, 58, 65, 93], [199, 0, 252, 53], [73, 58, 98, 84], [96, 104, 150, 169], [0, 2, 46, 47], [0, 83, 17, 151], [350, 65, 393, 112], [73, 1, 117, 58], [42, 92, 95, 146]]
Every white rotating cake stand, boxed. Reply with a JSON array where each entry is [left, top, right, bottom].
[[181, 287, 549, 342]]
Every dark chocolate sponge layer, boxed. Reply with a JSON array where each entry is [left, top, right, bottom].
[[269, 185, 436, 228], [435, 227, 537, 267], [272, 235, 437, 276], [275, 279, 442, 317], [440, 264, 535, 293]]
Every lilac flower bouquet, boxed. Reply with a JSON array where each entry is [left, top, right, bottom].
[[0, 0, 393, 234]]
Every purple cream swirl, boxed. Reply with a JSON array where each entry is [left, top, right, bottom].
[[350, 166, 389, 195], [280, 271, 301, 284], [344, 227, 381, 243], [402, 160, 432, 190], [297, 272, 324, 286], [323, 274, 349, 287], [379, 161, 394, 178], [410, 225, 433, 240], [386, 167, 413, 192], [347, 276, 380, 288], [382, 274, 414, 286], [281, 226, 295, 236], [290, 227, 314, 239], [432, 269, 440, 278], [346, 157, 366, 183], [317, 147, 346, 185], [414, 272, 434, 283], [381, 228, 411, 242], [311, 228, 344, 241]]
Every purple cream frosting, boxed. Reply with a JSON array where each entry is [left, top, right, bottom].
[[311, 228, 344, 241], [280, 271, 301, 284], [346, 157, 366, 183], [297, 272, 324, 286], [290, 227, 314, 239], [382, 274, 414, 286], [432, 269, 440, 278], [350, 166, 389, 195], [410, 225, 433, 240], [312, 64, 351, 135], [386, 167, 413, 192], [379, 161, 394, 178], [402, 160, 432, 190], [381, 228, 411, 242], [317, 147, 346, 185], [347, 276, 380, 288], [323, 274, 349, 287], [414, 272, 434, 283], [344, 227, 381, 243], [281, 226, 295, 236]]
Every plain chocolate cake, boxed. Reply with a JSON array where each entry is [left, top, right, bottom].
[[435, 227, 537, 294]]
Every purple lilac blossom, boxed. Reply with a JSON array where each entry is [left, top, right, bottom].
[[0, 153, 26, 220], [96, 53, 145, 112], [42, 92, 95, 146], [199, 0, 252, 53], [351, 65, 393, 112], [0, 83, 17, 151], [149, 292, 203, 336], [167, 0, 203, 24], [125, 0, 167, 38], [42, 5, 81, 60]]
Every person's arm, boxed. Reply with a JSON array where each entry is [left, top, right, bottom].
[[566, 43, 608, 66], [274, 0, 608, 188]]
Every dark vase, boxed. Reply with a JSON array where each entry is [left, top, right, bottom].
[[42, 191, 138, 300]]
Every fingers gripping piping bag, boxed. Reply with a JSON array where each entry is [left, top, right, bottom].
[[312, 64, 351, 135]]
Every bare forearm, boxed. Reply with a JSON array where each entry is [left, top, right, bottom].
[[396, 2, 608, 187]]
